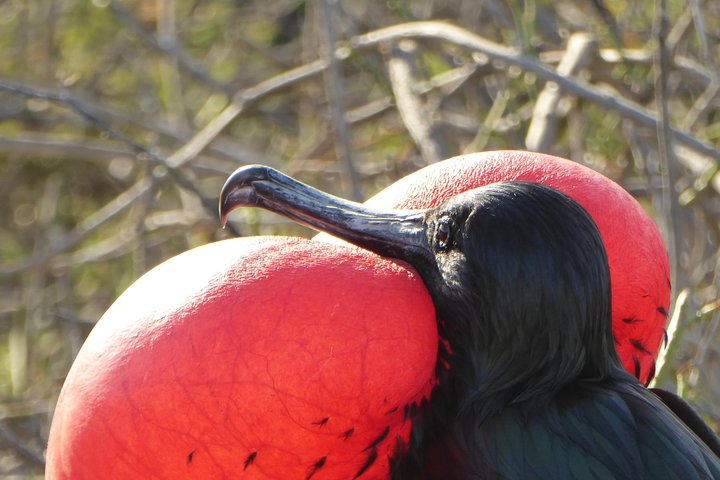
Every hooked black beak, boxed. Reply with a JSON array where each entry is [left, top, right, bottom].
[[219, 165, 433, 268]]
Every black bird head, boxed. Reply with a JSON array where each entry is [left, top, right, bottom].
[[220, 166, 621, 417]]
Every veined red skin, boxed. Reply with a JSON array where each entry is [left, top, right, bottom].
[[46, 237, 437, 479], [47, 151, 670, 480], [359, 151, 671, 385]]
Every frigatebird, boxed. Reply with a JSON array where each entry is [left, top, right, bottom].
[[220, 165, 720, 478]]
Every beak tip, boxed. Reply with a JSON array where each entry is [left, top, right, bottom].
[[218, 165, 273, 227]]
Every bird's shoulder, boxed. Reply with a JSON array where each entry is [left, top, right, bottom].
[[424, 375, 720, 479]]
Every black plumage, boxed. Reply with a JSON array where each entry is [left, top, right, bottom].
[[219, 166, 720, 479], [650, 388, 720, 458], [386, 182, 719, 479]]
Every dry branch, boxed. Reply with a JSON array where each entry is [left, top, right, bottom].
[[348, 21, 720, 164], [525, 33, 598, 152], [317, 0, 362, 200], [388, 39, 448, 164]]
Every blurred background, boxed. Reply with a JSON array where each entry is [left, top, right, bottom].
[[0, 0, 719, 477]]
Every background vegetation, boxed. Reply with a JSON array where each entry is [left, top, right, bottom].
[[0, 0, 718, 477]]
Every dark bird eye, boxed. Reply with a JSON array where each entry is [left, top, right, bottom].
[[435, 218, 453, 250]]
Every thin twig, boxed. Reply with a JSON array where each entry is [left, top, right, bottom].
[[0, 136, 136, 161], [156, 0, 189, 130], [0, 419, 45, 468], [666, 6, 694, 52], [653, 0, 680, 294], [2, 84, 260, 164], [650, 288, 689, 389], [526, 32, 598, 152], [539, 48, 713, 87], [317, 0, 362, 200], [688, 0, 710, 62], [343, 63, 478, 125], [0, 80, 165, 170], [108, 1, 231, 94], [0, 79, 236, 236], [682, 78, 719, 131], [388, 39, 448, 164], [0, 135, 248, 173], [0, 177, 153, 277], [463, 89, 510, 154], [164, 59, 328, 168]]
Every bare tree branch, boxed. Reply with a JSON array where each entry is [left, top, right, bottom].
[[317, 0, 362, 200], [388, 39, 448, 164], [348, 21, 720, 164], [526, 33, 598, 152]]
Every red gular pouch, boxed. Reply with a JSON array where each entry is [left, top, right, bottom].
[[46, 236, 437, 480]]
